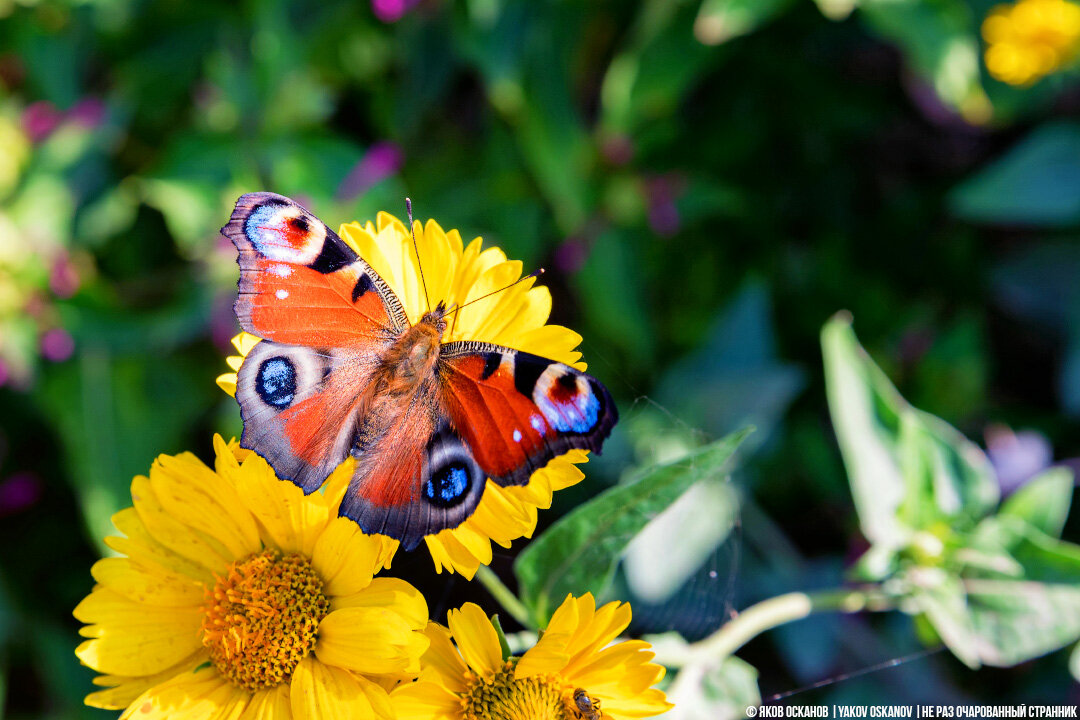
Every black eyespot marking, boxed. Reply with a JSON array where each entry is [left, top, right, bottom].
[[308, 231, 355, 274], [352, 273, 374, 302], [256, 357, 297, 408], [480, 353, 502, 380], [422, 461, 472, 508], [557, 371, 578, 393], [289, 215, 310, 232]]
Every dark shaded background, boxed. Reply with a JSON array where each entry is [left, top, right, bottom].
[[2, 0, 1079, 716]]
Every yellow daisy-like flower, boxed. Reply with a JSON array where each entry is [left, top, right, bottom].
[[983, 0, 1080, 85], [73, 435, 428, 719], [391, 593, 673, 720], [216, 211, 591, 579]]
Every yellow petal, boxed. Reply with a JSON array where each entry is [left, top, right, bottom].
[[107, 508, 216, 585], [150, 452, 262, 560], [131, 475, 231, 575], [426, 530, 482, 580], [456, 260, 523, 341], [419, 219, 457, 314], [310, 518, 379, 597], [91, 557, 206, 607], [514, 630, 571, 679], [390, 680, 460, 720], [290, 657, 394, 720], [215, 374, 238, 396], [514, 324, 585, 369], [316, 606, 428, 676], [227, 449, 328, 556], [416, 623, 468, 692], [118, 667, 248, 720], [74, 588, 203, 676], [237, 685, 291, 720], [446, 603, 502, 678], [493, 286, 552, 349], [331, 577, 428, 629], [83, 651, 209, 710]]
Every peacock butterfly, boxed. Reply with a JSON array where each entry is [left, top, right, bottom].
[[222, 192, 617, 550]]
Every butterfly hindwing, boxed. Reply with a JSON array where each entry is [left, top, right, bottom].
[[222, 192, 408, 347], [440, 341, 618, 486], [235, 339, 382, 493], [337, 386, 487, 550]]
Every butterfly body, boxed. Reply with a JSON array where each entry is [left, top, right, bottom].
[[224, 192, 617, 549]]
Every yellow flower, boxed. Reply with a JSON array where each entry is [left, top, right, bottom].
[[216, 210, 591, 579], [983, 0, 1080, 85], [73, 435, 428, 719], [391, 593, 672, 720]]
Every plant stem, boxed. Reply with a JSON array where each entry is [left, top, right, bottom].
[[475, 565, 533, 628], [665, 587, 896, 666]]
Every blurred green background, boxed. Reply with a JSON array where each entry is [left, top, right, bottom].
[[2, 0, 1080, 715]]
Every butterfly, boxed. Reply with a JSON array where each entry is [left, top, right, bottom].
[[222, 192, 618, 550]]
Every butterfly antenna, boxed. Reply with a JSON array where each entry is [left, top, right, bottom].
[[444, 268, 546, 321], [406, 197, 431, 312]]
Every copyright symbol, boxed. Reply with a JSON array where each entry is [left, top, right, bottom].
[[747, 706, 758, 718]]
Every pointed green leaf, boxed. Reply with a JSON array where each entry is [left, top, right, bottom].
[[514, 427, 752, 625], [1000, 467, 1075, 539], [822, 314, 998, 556]]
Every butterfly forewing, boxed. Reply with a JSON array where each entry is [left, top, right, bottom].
[[440, 341, 618, 486]]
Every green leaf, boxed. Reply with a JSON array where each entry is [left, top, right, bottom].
[[822, 314, 997, 555], [647, 633, 760, 720], [489, 614, 512, 662], [1070, 642, 1080, 682], [693, 0, 795, 46], [514, 427, 753, 625], [914, 518, 1080, 668], [911, 570, 980, 668], [822, 313, 909, 550], [951, 122, 1080, 227], [623, 478, 738, 603], [999, 467, 1075, 539], [858, 0, 990, 123], [669, 654, 761, 720]]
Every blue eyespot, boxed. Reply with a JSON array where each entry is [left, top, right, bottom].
[[423, 462, 471, 508], [256, 357, 296, 408]]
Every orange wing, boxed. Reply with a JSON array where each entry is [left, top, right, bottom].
[[440, 342, 618, 487], [222, 192, 408, 347]]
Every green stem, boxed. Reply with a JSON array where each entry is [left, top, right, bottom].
[[663, 587, 896, 666], [475, 566, 533, 628]]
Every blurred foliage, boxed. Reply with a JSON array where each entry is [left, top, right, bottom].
[[3, 0, 1080, 717]]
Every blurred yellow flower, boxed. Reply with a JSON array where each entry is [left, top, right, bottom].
[[74, 436, 427, 719], [392, 593, 672, 720], [983, 0, 1080, 85], [217, 210, 590, 579]]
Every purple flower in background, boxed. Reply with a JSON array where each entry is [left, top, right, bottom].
[[49, 252, 80, 298], [40, 328, 74, 362], [69, 97, 106, 129], [985, 424, 1054, 495], [0, 359, 8, 388], [0, 472, 43, 516], [22, 101, 61, 142], [555, 237, 588, 274], [372, 0, 420, 24], [645, 173, 686, 238], [336, 142, 403, 201]]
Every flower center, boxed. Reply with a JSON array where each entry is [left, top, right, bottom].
[[461, 664, 576, 720], [201, 549, 329, 691]]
